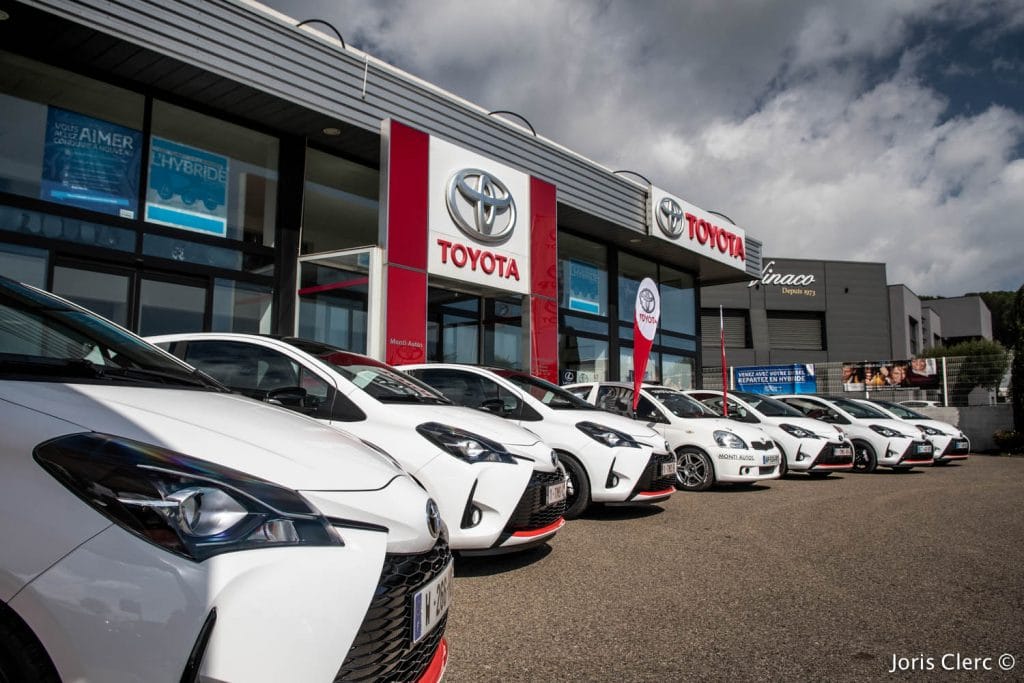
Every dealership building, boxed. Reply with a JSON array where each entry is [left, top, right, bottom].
[[0, 0, 767, 388]]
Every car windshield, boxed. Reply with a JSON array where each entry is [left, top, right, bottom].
[[287, 339, 449, 404], [647, 389, 716, 418], [733, 392, 805, 417], [830, 397, 889, 419], [496, 371, 595, 410], [871, 400, 924, 419], [0, 277, 217, 389]]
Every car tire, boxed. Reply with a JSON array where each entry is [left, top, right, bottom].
[[0, 606, 60, 683], [852, 440, 878, 473], [777, 445, 789, 477], [559, 454, 591, 519], [676, 448, 715, 492]]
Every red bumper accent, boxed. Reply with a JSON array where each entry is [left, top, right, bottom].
[[901, 458, 934, 465], [938, 454, 970, 460], [511, 517, 565, 538], [810, 463, 854, 470], [634, 487, 675, 498], [416, 638, 449, 683]]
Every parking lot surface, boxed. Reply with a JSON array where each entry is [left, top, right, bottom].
[[446, 457, 1024, 681]]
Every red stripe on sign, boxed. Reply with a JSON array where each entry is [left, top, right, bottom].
[[530, 296, 559, 383], [385, 267, 427, 365], [386, 121, 429, 270], [530, 177, 558, 299]]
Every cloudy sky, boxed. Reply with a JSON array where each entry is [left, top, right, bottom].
[[263, 0, 1024, 297]]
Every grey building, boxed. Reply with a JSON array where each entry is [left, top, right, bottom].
[[888, 284, 924, 358], [922, 296, 993, 345]]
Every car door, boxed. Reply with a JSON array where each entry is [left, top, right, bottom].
[[407, 367, 527, 422]]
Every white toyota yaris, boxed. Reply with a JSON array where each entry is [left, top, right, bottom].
[[685, 390, 855, 477], [565, 382, 782, 491], [857, 399, 970, 465], [402, 365, 676, 518], [775, 394, 935, 472], [0, 278, 450, 683], [148, 333, 567, 554]]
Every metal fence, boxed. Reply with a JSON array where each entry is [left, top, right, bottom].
[[701, 352, 1013, 407]]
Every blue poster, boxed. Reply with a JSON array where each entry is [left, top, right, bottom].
[[567, 260, 602, 314], [145, 136, 228, 236], [736, 364, 817, 395], [40, 107, 142, 218]]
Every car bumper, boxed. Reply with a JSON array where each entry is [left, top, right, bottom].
[[584, 442, 663, 504], [887, 439, 935, 467], [619, 451, 676, 504], [933, 435, 971, 461], [11, 524, 393, 683], [481, 469, 568, 553], [713, 447, 782, 482], [805, 441, 856, 472]]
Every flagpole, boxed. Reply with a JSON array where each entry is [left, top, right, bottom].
[[720, 305, 729, 416]]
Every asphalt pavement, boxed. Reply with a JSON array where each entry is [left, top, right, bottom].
[[445, 456, 1024, 681]]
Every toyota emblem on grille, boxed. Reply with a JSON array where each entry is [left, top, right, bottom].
[[446, 168, 516, 244], [426, 499, 442, 539], [656, 197, 684, 238]]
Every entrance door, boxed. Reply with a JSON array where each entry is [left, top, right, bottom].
[[296, 248, 381, 354], [426, 286, 524, 369]]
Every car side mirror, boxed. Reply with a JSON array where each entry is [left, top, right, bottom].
[[266, 386, 308, 410], [479, 398, 506, 415]]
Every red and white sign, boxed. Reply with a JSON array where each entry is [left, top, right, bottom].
[[632, 277, 660, 410], [427, 137, 531, 294], [649, 186, 747, 273]]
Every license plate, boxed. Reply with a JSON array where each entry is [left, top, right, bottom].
[[546, 480, 567, 505], [833, 446, 853, 457], [660, 460, 677, 476], [762, 454, 780, 466], [953, 440, 968, 450], [412, 560, 453, 645], [915, 443, 933, 455]]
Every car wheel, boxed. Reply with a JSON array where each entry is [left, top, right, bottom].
[[676, 448, 715, 491], [559, 454, 591, 519], [0, 607, 60, 683], [777, 445, 789, 477], [852, 441, 878, 473]]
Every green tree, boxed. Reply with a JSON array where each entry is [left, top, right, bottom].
[[921, 339, 1009, 406], [968, 290, 1016, 348]]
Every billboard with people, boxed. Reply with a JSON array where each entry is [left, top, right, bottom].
[[841, 358, 939, 391]]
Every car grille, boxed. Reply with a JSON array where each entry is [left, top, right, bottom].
[[901, 440, 934, 461], [335, 539, 451, 682], [503, 470, 567, 532], [816, 443, 855, 465], [752, 440, 774, 451], [632, 451, 677, 495], [758, 466, 776, 475]]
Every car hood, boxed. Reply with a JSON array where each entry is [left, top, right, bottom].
[[906, 418, 962, 436], [861, 417, 920, 436], [375, 402, 543, 447], [551, 408, 660, 439], [0, 382, 405, 492], [768, 416, 844, 439], [691, 417, 770, 441]]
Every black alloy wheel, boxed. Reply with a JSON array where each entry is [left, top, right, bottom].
[[852, 441, 878, 473], [559, 454, 591, 519]]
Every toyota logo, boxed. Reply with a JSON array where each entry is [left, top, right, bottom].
[[446, 168, 516, 244], [656, 197, 684, 238], [638, 287, 656, 314], [426, 499, 442, 539]]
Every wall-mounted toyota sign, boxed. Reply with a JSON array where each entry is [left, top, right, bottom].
[[429, 137, 531, 294], [650, 185, 747, 273], [446, 168, 516, 244]]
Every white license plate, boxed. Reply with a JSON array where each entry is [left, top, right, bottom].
[[762, 454, 780, 466], [547, 480, 567, 505], [660, 460, 677, 476], [954, 440, 968, 449], [915, 443, 933, 455], [834, 446, 853, 457], [412, 560, 453, 645]]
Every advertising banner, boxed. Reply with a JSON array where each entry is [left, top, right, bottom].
[[841, 358, 939, 391], [632, 277, 660, 409], [145, 136, 228, 237], [736, 364, 817, 395], [566, 260, 602, 314], [40, 107, 142, 218]]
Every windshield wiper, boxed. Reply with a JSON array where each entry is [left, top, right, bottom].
[[0, 356, 216, 389]]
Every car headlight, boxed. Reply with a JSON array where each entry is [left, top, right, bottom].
[[915, 425, 947, 437], [714, 430, 748, 449], [576, 421, 640, 449], [780, 423, 819, 439], [416, 422, 516, 464], [35, 433, 343, 563], [869, 424, 910, 438]]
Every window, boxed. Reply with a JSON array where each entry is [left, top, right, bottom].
[[301, 149, 379, 254], [766, 311, 825, 350], [408, 367, 521, 417], [0, 51, 145, 218], [909, 316, 919, 355], [559, 233, 608, 316], [617, 253, 657, 324], [147, 100, 278, 245], [0, 243, 47, 288]]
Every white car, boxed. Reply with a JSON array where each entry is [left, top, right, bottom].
[[148, 333, 566, 554], [402, 365, 675, 517], [686, 390, 855, 477], [0, 278, 450, 683], [775, 395, 935, 473], [566, 382, 782, 491], [899, 400, 943, 409], [858, 399, 970, 465]]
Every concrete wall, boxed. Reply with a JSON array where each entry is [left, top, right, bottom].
[[888, 284, 923, 358], [920, 405, 1013, 452]]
